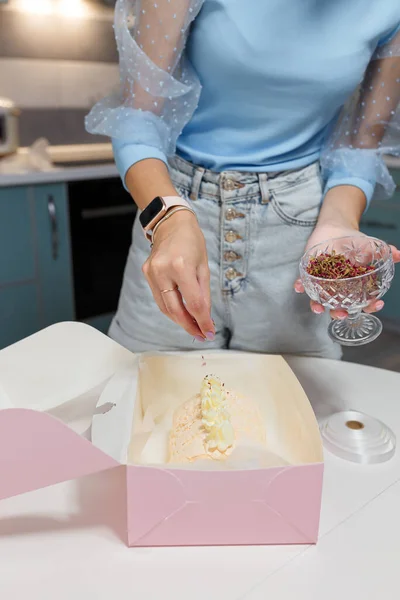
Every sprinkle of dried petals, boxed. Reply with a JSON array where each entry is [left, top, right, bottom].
[[307, 251, 375, 279]]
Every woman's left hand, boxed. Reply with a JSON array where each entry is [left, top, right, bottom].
[[294, 223, 400, 319]]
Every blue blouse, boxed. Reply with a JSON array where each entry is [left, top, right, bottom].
[[86, 0, 400, 205]]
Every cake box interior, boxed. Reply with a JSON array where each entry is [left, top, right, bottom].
[[0, 323, 324, 548], [92, 351, 324, 546]]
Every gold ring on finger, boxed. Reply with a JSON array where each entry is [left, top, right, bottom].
[[160, 286, 179, 295]]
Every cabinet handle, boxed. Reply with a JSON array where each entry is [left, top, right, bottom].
[[47, 196, 59, 260]]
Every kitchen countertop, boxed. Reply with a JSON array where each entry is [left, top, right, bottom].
[[0, 323, 400, 599], [385, 155, 400, 170], [0, 163, 119, 188], [0, 149, 398, 189]]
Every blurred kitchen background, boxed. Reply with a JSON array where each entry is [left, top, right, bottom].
[[0, 0, 399, 369]]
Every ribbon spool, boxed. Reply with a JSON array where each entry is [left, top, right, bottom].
[[319, 410, 396, 464]]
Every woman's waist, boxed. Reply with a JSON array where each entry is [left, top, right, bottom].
[[169, 154, 321, 203]]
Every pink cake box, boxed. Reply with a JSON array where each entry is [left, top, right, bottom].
[[0, 322, 324, 547]]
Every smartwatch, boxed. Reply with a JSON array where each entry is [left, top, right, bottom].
[[139, 196, 192, 240]]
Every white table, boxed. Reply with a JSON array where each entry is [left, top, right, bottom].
[[0, 340, 399, 599]]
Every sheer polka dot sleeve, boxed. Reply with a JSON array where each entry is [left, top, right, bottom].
[[85, 0, 204, 178], [321, 27, 400, 206]]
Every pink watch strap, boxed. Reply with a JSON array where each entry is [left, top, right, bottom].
[[162, 196, 191, 211]]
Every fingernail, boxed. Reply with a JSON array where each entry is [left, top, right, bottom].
[[194, 335, 205, 343], [337, 313, 347, 320], [312, 306, 324, 315], [206, 331, 215, 341], [294, 287, 302, 294], [375, 301, 384, 311]]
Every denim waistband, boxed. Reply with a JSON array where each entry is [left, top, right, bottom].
[[168, 154, 320, 203]]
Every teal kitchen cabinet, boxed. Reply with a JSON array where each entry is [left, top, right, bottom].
[[0, 283, 40, 349], [0, 186, 36, 286], [33, 183, 74, 327], [0, 186, 41, 349], [360, 170, 400, 322], [0, 183, 74, 349]]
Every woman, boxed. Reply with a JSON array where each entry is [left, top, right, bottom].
[[87, 0, 400, 356]]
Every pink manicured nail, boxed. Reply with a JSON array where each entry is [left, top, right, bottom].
[[294, 287, 302, 294], [206, 331, 215, 341], [375, 301, 384, 311], [336, 313, 347, 320], [312, 306, 324, 315], [194, 335, 205, 343]]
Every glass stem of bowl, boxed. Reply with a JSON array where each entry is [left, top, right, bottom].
[[345, 309, 363, 327]]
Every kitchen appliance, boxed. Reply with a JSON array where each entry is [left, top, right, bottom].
[[68, 177, 136, 326], [0, 98, 20, 158]]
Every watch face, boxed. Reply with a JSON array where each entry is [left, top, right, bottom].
[[139, 196, 164, 229]]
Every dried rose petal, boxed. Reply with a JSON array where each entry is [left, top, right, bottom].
[[306, 252, 375, 280]]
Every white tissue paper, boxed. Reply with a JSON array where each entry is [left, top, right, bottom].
[[131, 404, 290, 470], [93, 353, 323, 471], [0, 138, 55, 174], [0, 382, 13, 409]]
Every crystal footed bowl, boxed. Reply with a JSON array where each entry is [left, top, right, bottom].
[[300, 236, 395, 346]]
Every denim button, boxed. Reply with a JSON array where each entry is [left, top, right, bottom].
[[224, 251, 240, 262], [223, 178, 236, 191], [225, 267, 237, 280], [225, 230, 239, 243], [225, 208, 237, 220]]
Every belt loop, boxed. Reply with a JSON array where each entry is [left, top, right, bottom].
[[258, 173, 270, 204], [189, 166, 205, 201]]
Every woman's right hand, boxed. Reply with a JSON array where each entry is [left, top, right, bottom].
[[142, 209, 215, 341]]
